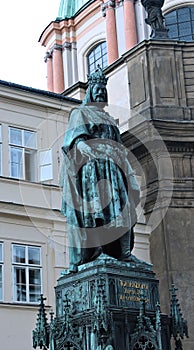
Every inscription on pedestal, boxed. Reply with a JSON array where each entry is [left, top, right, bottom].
[[119, 279, 149, 304], [107, 276, 159, 311]]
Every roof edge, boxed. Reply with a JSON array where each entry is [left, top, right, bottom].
[[0, 79, 81, 104]]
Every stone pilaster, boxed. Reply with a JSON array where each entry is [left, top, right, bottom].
[[52, 44, 65, 93], [45, 52, 53, 92], [102, 0, 119, 64], [71, 42, 78, 84], [123, 0, 137, 50], [62, 42, 73, 88]]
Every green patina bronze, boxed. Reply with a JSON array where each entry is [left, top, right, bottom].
[[57, 0, 93, 20], [60, 66, 140, 272], [32, 295, 49, 350], [33, 254, 163, 350], [170, 284, 189, 349]]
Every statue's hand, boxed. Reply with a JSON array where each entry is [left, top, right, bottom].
[[77, 141, 96, 160]]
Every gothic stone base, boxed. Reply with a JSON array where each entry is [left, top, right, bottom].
[[54, 254, 170, 349]]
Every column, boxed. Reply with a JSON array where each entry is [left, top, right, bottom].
[[103, 1, 119, 64], [45, 52, 53, 92], [71, 42, 78, 84], [63, 42, 73, 88], [123, 0, 137, 51], [52, 45, 65, 93]]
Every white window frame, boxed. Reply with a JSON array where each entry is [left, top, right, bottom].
[[12, 244, 42, 304], [38, 149, 53, 182], [9, 127, 37, 181], [0, 243, 3, 301]]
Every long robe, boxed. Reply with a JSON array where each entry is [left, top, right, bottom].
[[60, 105, 140, 267]]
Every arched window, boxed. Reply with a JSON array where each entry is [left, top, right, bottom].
[[165, 6, 194, 41], [87, 42, 108, 74]]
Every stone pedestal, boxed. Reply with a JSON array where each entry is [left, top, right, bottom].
[[52, 254, 170, 350]]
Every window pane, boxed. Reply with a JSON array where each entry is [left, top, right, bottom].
[[14, 267, 26, 302], [0, 244, 2, 262], [191, 8, 194, 20], [28, 247, 40, 265], [168, 24, 178, 38], [95, 46, 101, 55], [165, 11, 177, 25], [96, 58, 102, 67], [10, 128, 22, 146], [29, 285, 41, 302], [102, 56, 108, 67], [89, 63, 95, 74], [177, 7, 190, 22], [102, 42, 106, 51], [89, 51, 94, 60], [24, 130, 36, 149], [39, 150, 52, 165], [39, 150, 53, 181], [29, 269, 41, 302], [0, 266, 2, 301], [0, 144, 2, 176], [40, 164, 53, 181], [88, 55, 94, 64], [179, 22, 192, 36], [10, 147, 23, 178], [95, 50, 101, 60], [13, 245, 25, 264], [29, 269, 41, 285], [25, 149, 36, 182]]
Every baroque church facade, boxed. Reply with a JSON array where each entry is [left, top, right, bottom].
[[0, 0, 194, 349]]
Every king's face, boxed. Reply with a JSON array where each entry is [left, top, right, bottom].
[[92, 83, 107, 103]]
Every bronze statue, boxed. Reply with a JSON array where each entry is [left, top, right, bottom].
[[60, 66, 140, 272], [141, 0, 166, 36]]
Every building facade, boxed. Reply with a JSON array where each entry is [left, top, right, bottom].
[[0, 82, 80, 349], [38, 1, 194, 349], [0, 83, 150, 350], [39, 0, 194, 125], [0, 0, 194, 349], [39, 0, 194, 95]]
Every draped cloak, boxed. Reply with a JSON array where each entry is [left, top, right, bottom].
[[60, 105, 140, 251]]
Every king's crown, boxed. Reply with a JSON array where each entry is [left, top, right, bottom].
[[88, 65, 108, 86]]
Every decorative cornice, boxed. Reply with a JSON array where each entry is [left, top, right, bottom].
[[101, 0, 115, 17], [101, 0, 129, 15], [63, 42, 72, 50], [53, 44, 63, 51]]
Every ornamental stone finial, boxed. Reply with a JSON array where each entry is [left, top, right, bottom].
[[170, 283, 189, 349]]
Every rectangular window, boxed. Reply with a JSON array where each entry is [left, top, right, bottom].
[[0, 243, 3, 301], [9, 127, 37, 181], [12, 244, 42, 303], [39, 149, 53, 182], [0, 125, 2, 176]]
